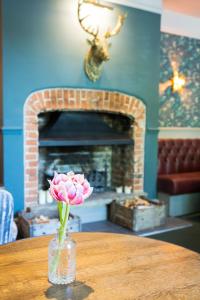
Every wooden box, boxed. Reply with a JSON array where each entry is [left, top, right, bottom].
[[18, 205, 81, 238], [109, 198, 166, 232]]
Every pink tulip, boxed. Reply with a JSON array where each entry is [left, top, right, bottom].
[[48, 172, 93, 205]]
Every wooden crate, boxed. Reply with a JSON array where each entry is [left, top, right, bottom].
[[109, 198, 166, 232], [18, 205, 81, 238]]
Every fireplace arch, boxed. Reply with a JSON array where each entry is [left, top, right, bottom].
[[24, 88, 146, 207]]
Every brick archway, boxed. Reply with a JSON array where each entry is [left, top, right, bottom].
[[24, 89, 146, 207]]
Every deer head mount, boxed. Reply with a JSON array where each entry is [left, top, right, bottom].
[[78, 0, 126, 82]]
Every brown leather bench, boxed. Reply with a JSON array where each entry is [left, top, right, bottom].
[[158, 139, 200, 195]]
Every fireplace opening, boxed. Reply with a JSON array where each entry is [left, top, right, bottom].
[[38, 111, 134, 201], [39, 144, 134, 192]]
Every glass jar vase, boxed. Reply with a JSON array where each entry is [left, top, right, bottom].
[[48, 230, 76, 285]]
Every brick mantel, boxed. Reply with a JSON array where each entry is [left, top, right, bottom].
[[24, 88, 146, 207]]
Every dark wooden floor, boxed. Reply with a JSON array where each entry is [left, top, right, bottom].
[[82, 214, 200, 253], [151, 214, 200, 253]]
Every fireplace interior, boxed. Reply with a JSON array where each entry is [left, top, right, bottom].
[[38, 111, 134, 202]]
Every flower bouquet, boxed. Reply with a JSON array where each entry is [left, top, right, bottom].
[[48, 171, 93, 285]]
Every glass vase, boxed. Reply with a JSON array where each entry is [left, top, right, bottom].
[[48, 230, 76, 285]]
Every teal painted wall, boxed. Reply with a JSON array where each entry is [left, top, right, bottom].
[[159, 32, 200, 127], [2, 0, 160, 212]]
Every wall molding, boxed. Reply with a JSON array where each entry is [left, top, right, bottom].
[[161, 10, 200, 40], [107, 2, 200, 39], [107, 0, 162, 14], [159, 127, 200, 139], [2, 127, 22, 131]]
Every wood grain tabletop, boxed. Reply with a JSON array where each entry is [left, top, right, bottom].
[[0, 232, 200, 300]]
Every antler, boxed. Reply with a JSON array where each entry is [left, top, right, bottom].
[[104, 13, 127, 39], [83, 0, 113, 10], [78, 0, 98, 38]]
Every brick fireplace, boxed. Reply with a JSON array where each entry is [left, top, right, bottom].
[[24, 88, 146, 207]]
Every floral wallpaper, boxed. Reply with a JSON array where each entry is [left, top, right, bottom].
[[159, 32, 200, 127]]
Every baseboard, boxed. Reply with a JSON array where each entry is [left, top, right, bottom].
[[158, 192, 200, 217]]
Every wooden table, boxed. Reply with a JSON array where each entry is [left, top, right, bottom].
[[1, 232, 200, 299]]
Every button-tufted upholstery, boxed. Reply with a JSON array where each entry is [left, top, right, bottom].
[[157, 139, 200, 195]]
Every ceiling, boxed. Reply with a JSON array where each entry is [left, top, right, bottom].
[[163, 0, 200, 18]]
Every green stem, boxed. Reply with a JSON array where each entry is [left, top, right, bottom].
[[58, 202, 63, 225], [58, 204, 70, 243], [50, 203, 70, 275]]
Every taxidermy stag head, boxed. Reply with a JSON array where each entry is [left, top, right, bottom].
[[78, 0, 126, 82]]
